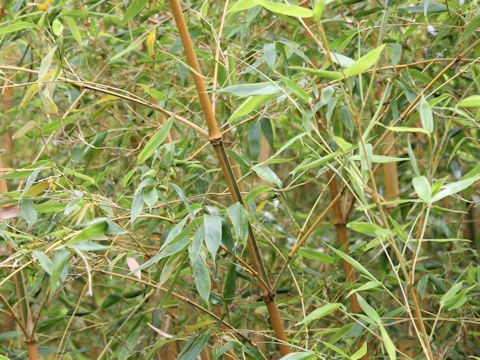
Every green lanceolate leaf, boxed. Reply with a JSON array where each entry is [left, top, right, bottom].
[[138, 118, 173, 163], [68, 218, 108, 245], [226, 202, 248, 246], [252, 166, 282, 187], [290, 66, 343, 79], [64, 17, 82, 45], [458, 95, 480, 107], [32, 250, 53, 275], [21, 198, 37, 227], [204, 215, 222, 261], [343, 44, 386, 77], [124, 0, 148, 21], [297, 303, 342, 326], [229, 0, 313, 18], [279, 352, 315, 360], [218, 82, 281, 97], [351, 342, 368, 360], [0, 21, 33, 35], [412, 176, 432, 203], [380, 326, 396, 360], [178, 331, 211, 360], [418, 97, 434, 134], [50, 248, 71, 292], [191, 252, 211, 303], [347, 222, 390, 237], [327, 245, 378, 282], [228, 95, 272, 121]]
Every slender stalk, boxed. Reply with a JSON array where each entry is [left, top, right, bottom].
[[325, 169, 361, 313], [0, 65, 209, 138], [301, 13, 361, 313], [1, 86, 40, 360], [373, 38, 480, 154], [273, 190, 342, 290], [166, 0, 290, 355], [382, 122, 399, 210], [98, 269, 250, 343]]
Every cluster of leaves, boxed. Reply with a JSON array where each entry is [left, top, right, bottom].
[[0, 0, 479, 359]]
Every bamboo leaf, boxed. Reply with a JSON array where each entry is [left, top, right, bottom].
[[290, 66, 343, 79], [357, 295, 382, 325], [21, 198, 37, 227], [351, 342, 367, 360], [178, 331, 211, 360], [138, 118, 173, 163], [227, 202, 248, 246], [50, 248, 71, 292], [0, 21, 33, 35], [32, 250, 53, 275], [313, 0, 326, 21], [440, 281, 464, 308], [327, 245, 378, 282], [68, 218, 108, 245], [380, 326, 396, 360], [297, 303, 342, 326], [279, 352, 315, 360], [431, 175, 480, 203], [146, 29, 156, 58], [386, 126, 430, 135], [124, 0, 148, 21], [64, 17, 82, 45], [297, 248, 333, 263], [229, 0, 313, 18], [218, 82, 281, 97], [343, 45, 386, 77], [412, 176, 432, 203], [204, 215, 222, 261], [38, 47, 57, 83], [259, 0, 313, 17], [228, 94, 272, 122], [347, 222, 390, 237], [458, 95, 480, 108], [418, 97, 434, 134], [281, 76, 309, 103], [252, 166, 282, 187], [191, 252, 211, 303]]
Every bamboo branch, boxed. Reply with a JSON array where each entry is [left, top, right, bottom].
[[98, 269, 250, 343], [0, 65, 209, 138], [272, 189, 342, 291], [166, 0, 290, 354], [300, 13, 361, 314]]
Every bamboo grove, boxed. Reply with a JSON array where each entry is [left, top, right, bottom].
[[0, 0, 479, 359]]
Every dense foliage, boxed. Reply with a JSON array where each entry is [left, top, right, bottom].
[[1, 0, 479, 359]]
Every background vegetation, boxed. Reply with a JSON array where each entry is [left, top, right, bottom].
[[0, 0, 479, 359]]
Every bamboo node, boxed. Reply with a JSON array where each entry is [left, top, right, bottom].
[[261, 293, 276, 303], [209, 136, 223, 146]]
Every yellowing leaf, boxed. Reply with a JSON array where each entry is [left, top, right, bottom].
[[12, 121, 36, 139], [24, 181, 50, 197], [37, 0, 53, 11], [20, 83, 40, 110], [146, 29, 156, 58]]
